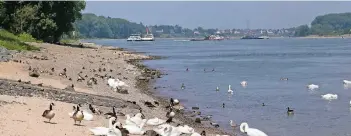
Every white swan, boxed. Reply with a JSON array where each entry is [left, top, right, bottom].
[[89, 117, 116, 135], [108, 78, 129, 91], [241, 81, 248, 87], [123, 119, 147, 135], [240, 122, 267, 136], [130, 113, 144, 127], [228, 85, 233, 94], [146, 117, 167, 126], [191, 132, 201, 136], [321, 93, 338, 101], [349, 100, 351, 107], [343, 80, 351, 85], [176, 125, 195, 134], [307, 84, 319, 90], [107, 124, 122, 136]]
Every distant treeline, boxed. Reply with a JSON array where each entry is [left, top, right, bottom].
[[74, 13, 239, 39], [295, 12, 351, 37], [0, 1, 86, 43]]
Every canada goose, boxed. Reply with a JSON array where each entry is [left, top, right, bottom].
[[200, 130, 206, 136], [105, 106, 117, 118], [73, 105, 84, 125], [42, 103, 55, 122], [166, 108, 175, 118], [89, 104, 102, 115], [287, 107, 294, 114], [240, 122, 267, 136], [210, 122, 220, 128]]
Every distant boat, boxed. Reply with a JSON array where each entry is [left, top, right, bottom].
[[205, 35, 225, 40], [241, 35, 269, 39], [127, 34, 142, 41]]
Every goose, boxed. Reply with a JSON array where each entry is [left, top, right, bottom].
[[216, 86, 219, 92], [200, 131, 206, 136], [89, 104, 102, 115], [287, 107, 294, 114], [122, 119, 147, 135], [69, 104, 94, 121], [241, 81, 248, 87], [228, 85, 233, 94], [240, 122, 267, 136], [42, 103, 55, 122], [105, 106, 117, 118], [153, 124, 174, 136], [72, 105, 84, 125], [89, 117, 117, 135], [307, 84, 319, 90], [166, 108, 175, 118], [146, 117, 168, 126], [321, 93, 338, 101], [230, 120, 237, 128]]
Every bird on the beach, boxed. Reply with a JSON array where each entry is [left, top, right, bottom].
[[210, 122, 220, 128], [166, 108, 175, 118], [240, 122, 267, 136], [89, 117, 119, 135], [72, 105, 84, 125], [42, 102, 55, 122], [88, 104, 102, 115], [104, 106, 125, 119], [200, 130, 206, 136], [287, 107, 294, 114]]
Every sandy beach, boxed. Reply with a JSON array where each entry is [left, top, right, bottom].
[[0, 42, 232, 136]]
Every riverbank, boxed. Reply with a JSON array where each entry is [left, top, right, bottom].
[[0, 42, 232, 135]]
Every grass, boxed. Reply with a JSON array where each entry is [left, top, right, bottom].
[[0, 29, 40, 51]]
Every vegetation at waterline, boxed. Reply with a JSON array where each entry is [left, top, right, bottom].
[[0, 1, 86, 43], [0, 29, 40, 51], [295, 12, 351, 37]]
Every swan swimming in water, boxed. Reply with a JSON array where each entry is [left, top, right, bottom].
[[307, 84, 319, 90], [228, 85, 233, 94], [321, 93, 338, 101], [343, 80, 351, 85], [240, 122, 267, 136], [241, 81, 248, 87]]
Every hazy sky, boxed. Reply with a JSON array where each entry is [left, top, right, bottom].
[[84, 1, 351, 29]]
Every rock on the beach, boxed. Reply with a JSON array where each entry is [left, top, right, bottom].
[[29, 70, 40, 77], [117, 89, 129, 94], [0, 46, 12, 62]]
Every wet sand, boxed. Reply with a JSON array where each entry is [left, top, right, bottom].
[[0, 42, 232, 136]]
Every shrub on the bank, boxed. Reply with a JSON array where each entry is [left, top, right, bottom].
[[0, 30, 40, 51]]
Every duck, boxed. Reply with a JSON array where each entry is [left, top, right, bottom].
[[228, 85, 233, 94], [321, 93, 338, 101], [287, 107, 294, 114], [42, 103, 55, 122], [89, 117, 117, 135], [146, 117, 168, 126], [72, 105, 84, 125], [216, 86, 219, 92], [122, 119, 147, 135], [307, 84, 319, 90], [241, 81, 248, 87], [240, 122, 267, 136]]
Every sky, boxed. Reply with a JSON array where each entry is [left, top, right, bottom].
[[84, 1, 351, 29]]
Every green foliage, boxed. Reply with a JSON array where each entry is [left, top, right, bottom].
[[0, 29, 40, 51], [294, 25, 310, 37], [75, 13, 146, 38], [0, 1, 86, 43], [310, 12, 351, 36]]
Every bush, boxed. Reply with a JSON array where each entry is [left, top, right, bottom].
[[0, 29, 40, 51]]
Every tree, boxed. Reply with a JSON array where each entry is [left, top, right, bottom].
[[294, 25, 310, 37]]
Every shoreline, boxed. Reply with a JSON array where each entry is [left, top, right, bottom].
[[0, 42, 232, 135]]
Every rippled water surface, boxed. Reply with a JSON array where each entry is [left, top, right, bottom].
[[85, 38, 351, 136]]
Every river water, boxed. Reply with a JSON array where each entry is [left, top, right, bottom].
[[85, 38, 351, 136]]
